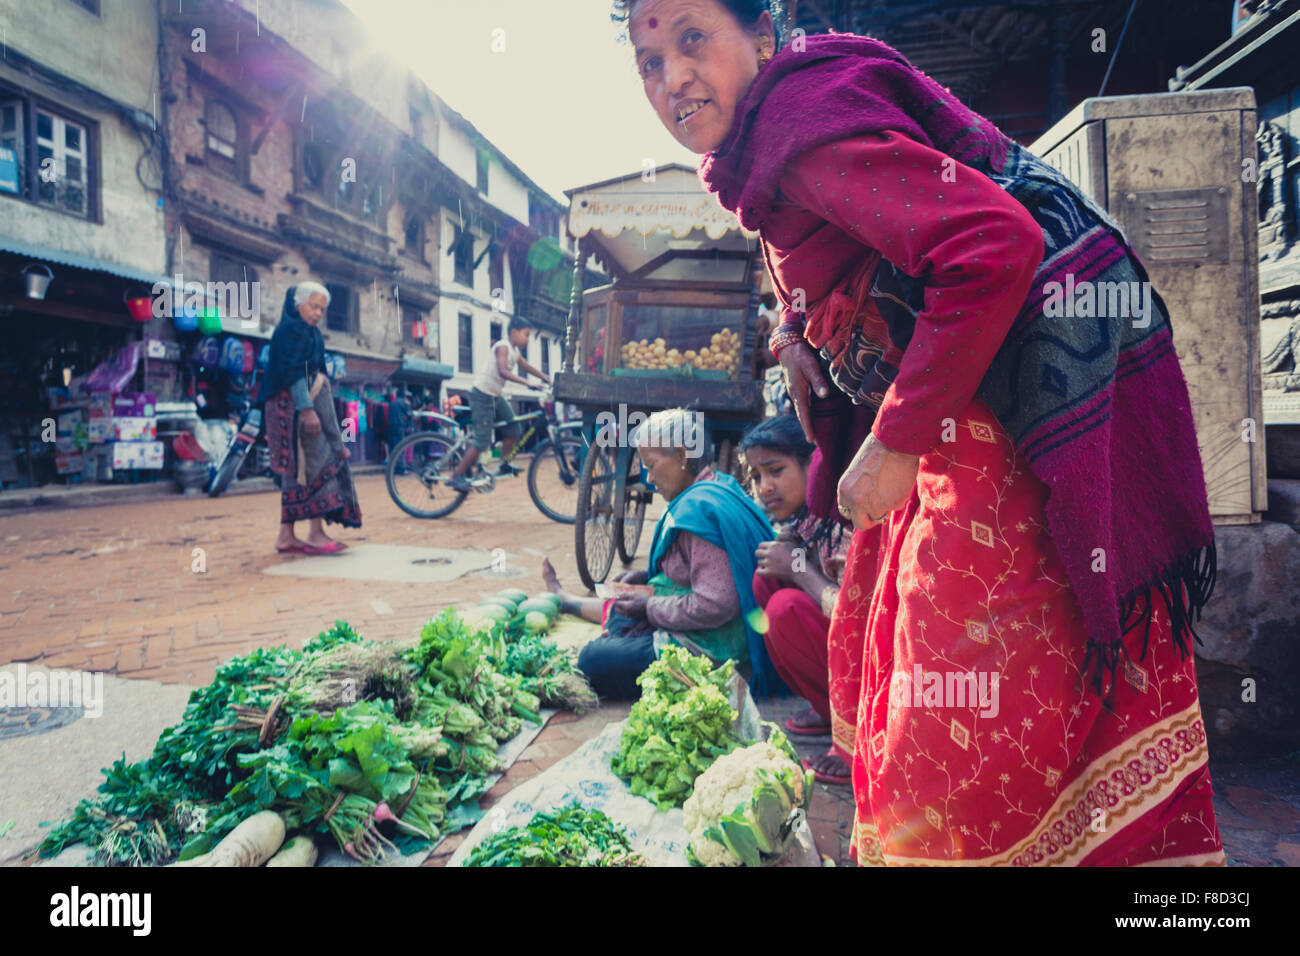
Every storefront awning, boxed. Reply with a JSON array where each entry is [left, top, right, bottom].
[[0, 236, 168, 287], [391, 356, 454, 385]]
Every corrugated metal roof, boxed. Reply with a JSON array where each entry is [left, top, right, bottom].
[[0, 235, 167, 287]]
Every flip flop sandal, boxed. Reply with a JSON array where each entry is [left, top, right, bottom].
[[275, 544, 304, 554], [301, 541, 347, 555], [785, 710, 832, 737], [802, 757, 851, 787]]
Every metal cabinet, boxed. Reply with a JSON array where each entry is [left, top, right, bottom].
[[1033, 88, 1266, 524]]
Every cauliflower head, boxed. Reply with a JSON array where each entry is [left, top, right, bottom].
[[683, 740, 807, 867]]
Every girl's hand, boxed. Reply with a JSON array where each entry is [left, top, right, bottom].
[[613, 569, 649, 585], [755, 540, 797, 579], [778, 342, 830, 443], [837, 433, 920, 530]]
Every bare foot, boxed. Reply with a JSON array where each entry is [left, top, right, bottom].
[[787, 708, 832, 733], [305, 531, 337, 548], [541, 557, 563, 594], [811, 751, 850, 782]]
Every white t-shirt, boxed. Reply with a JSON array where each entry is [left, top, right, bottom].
[[473, 339, 519, 397]]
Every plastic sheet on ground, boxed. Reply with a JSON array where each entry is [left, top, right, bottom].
[[448, 674, 820, 867]]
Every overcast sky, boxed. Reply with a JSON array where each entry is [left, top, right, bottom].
[[339, 0, 699, 201]]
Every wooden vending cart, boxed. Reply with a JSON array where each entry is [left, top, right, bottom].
[[553, 164, 769, 590]]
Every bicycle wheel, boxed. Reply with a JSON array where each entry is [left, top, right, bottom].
[[386, 432, 469, 519], [527, 435, 583, 524], [574, 441, 618, 591], [207, 441, 250, 497], [617, 466, 649, 564]]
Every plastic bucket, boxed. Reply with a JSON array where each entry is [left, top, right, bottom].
[[125, 291, 153, 321], [173, 305, 199, 333], [196, 307, 222, 335]]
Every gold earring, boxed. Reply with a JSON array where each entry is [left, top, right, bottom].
[[758, 38, 772, 67]]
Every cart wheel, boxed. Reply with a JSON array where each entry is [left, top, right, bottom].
[[616, 460, 649, 564], [574, 440, 619, 592]]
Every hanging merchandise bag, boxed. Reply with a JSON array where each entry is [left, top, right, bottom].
[[193, 336, 221, 368], [219, 337, 246, 374]]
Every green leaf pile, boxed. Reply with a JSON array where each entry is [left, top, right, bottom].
[[464, 804, 643, 867], [36, 611, 595, 866], [609, 645, 744, 812]]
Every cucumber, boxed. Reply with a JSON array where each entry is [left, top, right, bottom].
[[518, 598, 559, 622], [475, 604, 511, 622]]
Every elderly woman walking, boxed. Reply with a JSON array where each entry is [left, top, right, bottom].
[[542, 408, 776, 699], [614, 0, 1223, 866], [255, 283, 361, 554]]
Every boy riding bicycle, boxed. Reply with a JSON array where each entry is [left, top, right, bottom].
[[448, 316, 550, 492]]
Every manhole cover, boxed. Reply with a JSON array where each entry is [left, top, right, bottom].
[[411, 557, 451, 566], [0, 706, 85, 740]]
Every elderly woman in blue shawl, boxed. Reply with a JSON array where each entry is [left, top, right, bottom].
[[255, 282, 361, 554], [540, 408, 778, 699]]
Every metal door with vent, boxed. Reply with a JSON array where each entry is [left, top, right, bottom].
[[1033, 88, 1266, 524]]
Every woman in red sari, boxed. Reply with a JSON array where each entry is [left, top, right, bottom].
[[615, 0, 1224, 865]]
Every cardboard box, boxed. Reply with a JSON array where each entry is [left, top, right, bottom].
[[145, 339, 183, 362], [113, 417, 157, 441], [110, 441, 164, 470], [56, 409, 84, 434], [47, 387, 86, 411], [112, 392, 157, 418], [54, 450, 84, 475]]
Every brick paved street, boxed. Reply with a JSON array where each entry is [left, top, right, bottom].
[[0, 471, 619, 686], [3, 473, 1296, 868]]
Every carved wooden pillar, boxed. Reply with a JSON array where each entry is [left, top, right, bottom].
[[562, 246, 589, 374]]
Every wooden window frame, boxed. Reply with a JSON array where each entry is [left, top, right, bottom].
[[203, 99, 243, 182], [0, 86, 99, 222], [457, 312, 474, 373], [323, 282, 358, 336], [450, 222, 474, 287], [402, 212, 426, 262], [402, 306, 427, 347]]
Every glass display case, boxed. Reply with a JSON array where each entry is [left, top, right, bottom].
[[580, 286, 753, 382]]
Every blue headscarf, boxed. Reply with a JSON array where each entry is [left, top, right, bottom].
[[648, 470, 784, 698]]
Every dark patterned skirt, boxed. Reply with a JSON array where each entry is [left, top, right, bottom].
[[265, 376, 361, 528]]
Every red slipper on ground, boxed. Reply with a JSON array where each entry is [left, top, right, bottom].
[[301, 541, 347, 554], [784, 709, 832, 737], [802, 757, 851, 787]]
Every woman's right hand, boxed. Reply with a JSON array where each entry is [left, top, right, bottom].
[[613, 569, 649, 585], [300, 409, 322, 436], [779, 341, 830, 443]]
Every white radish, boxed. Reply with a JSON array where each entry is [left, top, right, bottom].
[[265, 834, 319, 868], [169, 810, 286, 867]]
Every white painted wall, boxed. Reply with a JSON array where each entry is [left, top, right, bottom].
[[0, 0, 165, 276]]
